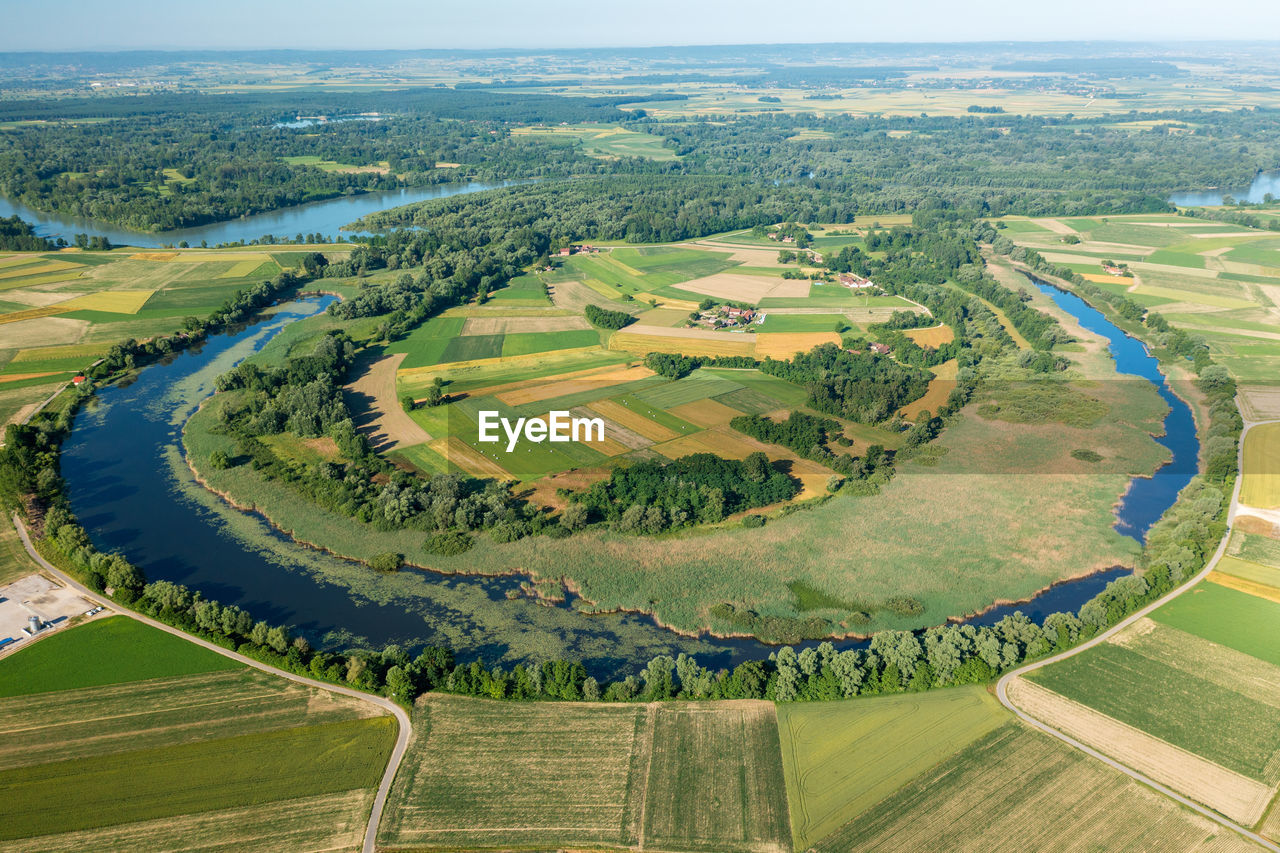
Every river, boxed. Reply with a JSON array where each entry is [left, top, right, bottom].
[[59, 279, 1198, 677], [0, 181, 512, 249], [1169, 169, 1280, 207]]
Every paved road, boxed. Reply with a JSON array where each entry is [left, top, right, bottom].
[[12, 513, 410, 853], [997, 417, 1280, 852]]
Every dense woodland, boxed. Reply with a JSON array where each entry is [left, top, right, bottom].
[[2, 83, 1279, 231]]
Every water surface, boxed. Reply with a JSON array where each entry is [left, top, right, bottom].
[[0, 181, 510, 249], [1169, 170, 1280, 207], [60, 279, 1200, 674]]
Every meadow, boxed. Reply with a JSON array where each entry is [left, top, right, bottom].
[[777, 685, 1008, 849], [0, 616, 394, 849], [379, 694, 790, 852]]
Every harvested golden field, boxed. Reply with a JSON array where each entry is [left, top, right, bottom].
[[0, 260, 81, 281], [0, 304, 73, 325], [568, 405, 653, 450], [1007, 677, 1272, 825], [9, 342, 107, 363], [1239, 386, 1280, 421], [1207, 571, 1280, 604], [586, 398, 681, 442], [460, 315, 590, 335], [429, 436, 513, 480], [903, 323, 955, 347], [380, 695, 791, 852], [899, 358, 958, 421], [129, 252, 179, 261], [380, 695, 643, 850], [679, 272, 810, 302], [56, 290, 156, 314], [667, 397, 743, 428], [455, 359, 631, 400], [1241, 423, 1280, 509], [642, 702, 791, 853], [497, 364, 654, 406], [1, 789, 373, 853], [754, 332, 841, 359], [0, 372, 57, 384], [817, 723, 1260, 853], [608, 326, 756, 358]]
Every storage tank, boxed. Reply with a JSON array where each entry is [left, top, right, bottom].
[[27, 615, 40, 633]]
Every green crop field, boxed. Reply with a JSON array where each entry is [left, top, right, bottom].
[[501, 328, 599, 356], [757, 312, 850, 332], [380, 695, 788, 852], [1150, 582, 1280, 667], [0, 717, 392, 840], [777, 686, 1008, 849], [814, 724, 1259, 852], [0, 616, 394, 849], [0, 616, 239, 697], [486, 273, 550, 304], [1027, 642, 1280, 782]]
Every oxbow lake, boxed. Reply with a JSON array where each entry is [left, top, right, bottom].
[[59, 274, 1198, 677]]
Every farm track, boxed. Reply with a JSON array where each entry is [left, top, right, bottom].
[[998, 414, 1280, 852], [10, 514, 410, 853]]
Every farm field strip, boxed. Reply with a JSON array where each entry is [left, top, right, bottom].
[[1025, 643, 1280, 784], [380, 696, 790, 852], [813, 722, 1262, 853], [0, 789, 374, 853], [1007, 677, 1273, 825], [778, 685, 1008, 849], [1242, 423, 1280, 509]]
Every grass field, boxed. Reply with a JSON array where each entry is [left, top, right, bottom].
[[0, 616, 239, 697], [1150, 582, 1280, 668], [0, 616, 394, 848], [1242, 423, 1280, 509], [777, 685, 1008, 849], [380, 695, 789, 851], [814, 723, 1260, 852]]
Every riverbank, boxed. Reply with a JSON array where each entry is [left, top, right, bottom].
[[171, 284, 1167, 647]]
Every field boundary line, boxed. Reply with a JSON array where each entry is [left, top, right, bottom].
[[634, 703, 658, 851], [10, 513, 410, 853], [997, 415, 1280, 852]]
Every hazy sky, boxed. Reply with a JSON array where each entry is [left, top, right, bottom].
[[4, 0, 1280, 51]]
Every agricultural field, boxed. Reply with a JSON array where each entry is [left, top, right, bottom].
[[1018, 524, 1280, 831], [777, 685, 1008, 849], [1241, 423, 1280, 509], [815, 722, 1262, 852], [0, 616, 394, 850], [386, 241, 901, 491], [997, 212, 1280, 397], [508, 124, 677, 160], [379, 694, 790, 852], [0, 246, 349, 427]]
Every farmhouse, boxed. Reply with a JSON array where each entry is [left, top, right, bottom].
[[558, 247, 572, 257], [837, 273, 875, 289], [1103, 264, 1125, 275], [869, 342, 893, 355]]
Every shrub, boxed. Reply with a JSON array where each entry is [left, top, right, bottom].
[[423, 530, 473, 555], [369, 552, 404, 572], [742, 514, 766, 528], [1071, 448, 1103, 462]]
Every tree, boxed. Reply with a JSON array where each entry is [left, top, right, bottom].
[[385, 665, 415, 701], [642, 655, 675, 700]]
